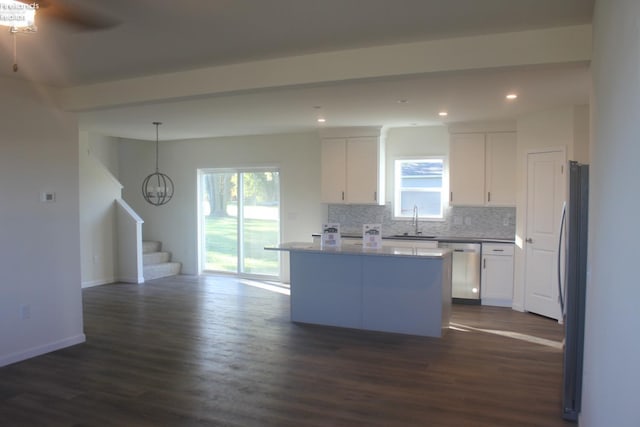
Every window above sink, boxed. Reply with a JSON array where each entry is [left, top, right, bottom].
[[393, 157, 447, 221]]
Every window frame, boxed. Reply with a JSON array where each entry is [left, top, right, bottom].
[[393, 156, 448, 221]]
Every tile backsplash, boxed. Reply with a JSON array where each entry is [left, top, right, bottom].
[[327, 204, 515, 239]]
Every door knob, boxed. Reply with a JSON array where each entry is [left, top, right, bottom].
[[526, 237, 533, 243]]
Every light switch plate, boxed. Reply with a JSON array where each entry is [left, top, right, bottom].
[[41, 192, 55, 202]]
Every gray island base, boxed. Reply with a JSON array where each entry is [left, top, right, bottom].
[[267, 243, 452, 337]]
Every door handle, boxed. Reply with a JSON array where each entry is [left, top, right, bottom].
[[526, 237, 533, 243]]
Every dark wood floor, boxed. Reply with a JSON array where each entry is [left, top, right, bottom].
[[0, 275, 573, 427]]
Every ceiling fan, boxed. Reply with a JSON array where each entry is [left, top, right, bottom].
[[1, 0, 119, 71]]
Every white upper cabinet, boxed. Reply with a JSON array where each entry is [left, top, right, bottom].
[[321, 138, 348, 203], [345, 137, 380, 204], [450, 133, 486, 206], [321, 133, 384, 205], [485, 132, 517, 206], [449, 132, 516, 206]]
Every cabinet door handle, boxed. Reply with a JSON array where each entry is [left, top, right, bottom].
[[493, 249, 504, 252], [526, 237, 533, 243], [342, 191, 345, 201], [450, 192, 453, 202], [488, 191, 491, 202], [483, 258, 486, 269], [374, 191, 377, 201]]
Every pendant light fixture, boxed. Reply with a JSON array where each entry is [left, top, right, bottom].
[[142, 122, 174, 206]]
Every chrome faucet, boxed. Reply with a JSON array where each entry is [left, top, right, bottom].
[[412, 205, 421, 235]]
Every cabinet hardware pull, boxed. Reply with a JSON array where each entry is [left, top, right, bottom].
[[450, 191, 453, 202], [374, 191, 377, 201], [342, 191, 345, 201], [483, 258, 486, 269], [493, 249, 504, 252], [526, 237, 533, 243], [488, 191, 491, 202]]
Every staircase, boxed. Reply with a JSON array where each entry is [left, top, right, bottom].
[[143, 241, 181, 281]]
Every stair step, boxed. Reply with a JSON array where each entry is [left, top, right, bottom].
[[143, 241, 161, 254], [143, 251, 171, 265], [143, 262, 181, 281]]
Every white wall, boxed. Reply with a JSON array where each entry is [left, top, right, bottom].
[[384, 126, 449, 204], [88, 133, 120, 177], [573, 104, 590, 164], [581, 1, 640, 425], [115, 199, 144, 284], [118, 132, 323, 280], [79, 132, 123, 288], [0, 78, 84, 367], [512, 106, 589, 311]]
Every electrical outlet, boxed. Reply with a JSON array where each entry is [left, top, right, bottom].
[[20, 304, 31, 320]]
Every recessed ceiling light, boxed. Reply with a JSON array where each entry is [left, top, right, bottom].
[[439, 111, 448, 117], [506, 93, 518, 100], [397, 99, 409, 104], [317, 118, 326, 123]]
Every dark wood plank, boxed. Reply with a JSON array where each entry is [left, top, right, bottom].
[[0, 275, 572, 426]]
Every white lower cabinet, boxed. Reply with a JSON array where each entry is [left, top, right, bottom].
[[481, 243, 514, 307]]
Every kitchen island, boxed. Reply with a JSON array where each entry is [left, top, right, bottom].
[[266, 242, 452, 337]]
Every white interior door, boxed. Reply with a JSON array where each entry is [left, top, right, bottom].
[[524, 150, 565, 320]]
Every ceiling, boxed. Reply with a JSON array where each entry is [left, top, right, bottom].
[[1, 0, 594, 140], [78, 63, 591, 141]]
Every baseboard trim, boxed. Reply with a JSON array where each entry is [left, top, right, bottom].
[[118, 275, 145, 284], [481, 298, 513, 308], [82, 277, 116, 288], [0, 334, 86, 368], [512, 303, 525, 312]]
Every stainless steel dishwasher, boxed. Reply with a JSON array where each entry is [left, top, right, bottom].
[[438, 242, 481, 303]]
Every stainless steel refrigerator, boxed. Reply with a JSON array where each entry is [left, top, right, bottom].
[[559, 161, 589, 422]]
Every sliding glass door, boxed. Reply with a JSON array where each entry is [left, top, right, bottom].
[[199, 168, 280, 278]]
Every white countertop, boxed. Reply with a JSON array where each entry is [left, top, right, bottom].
[[266, 242, 450, 259]]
